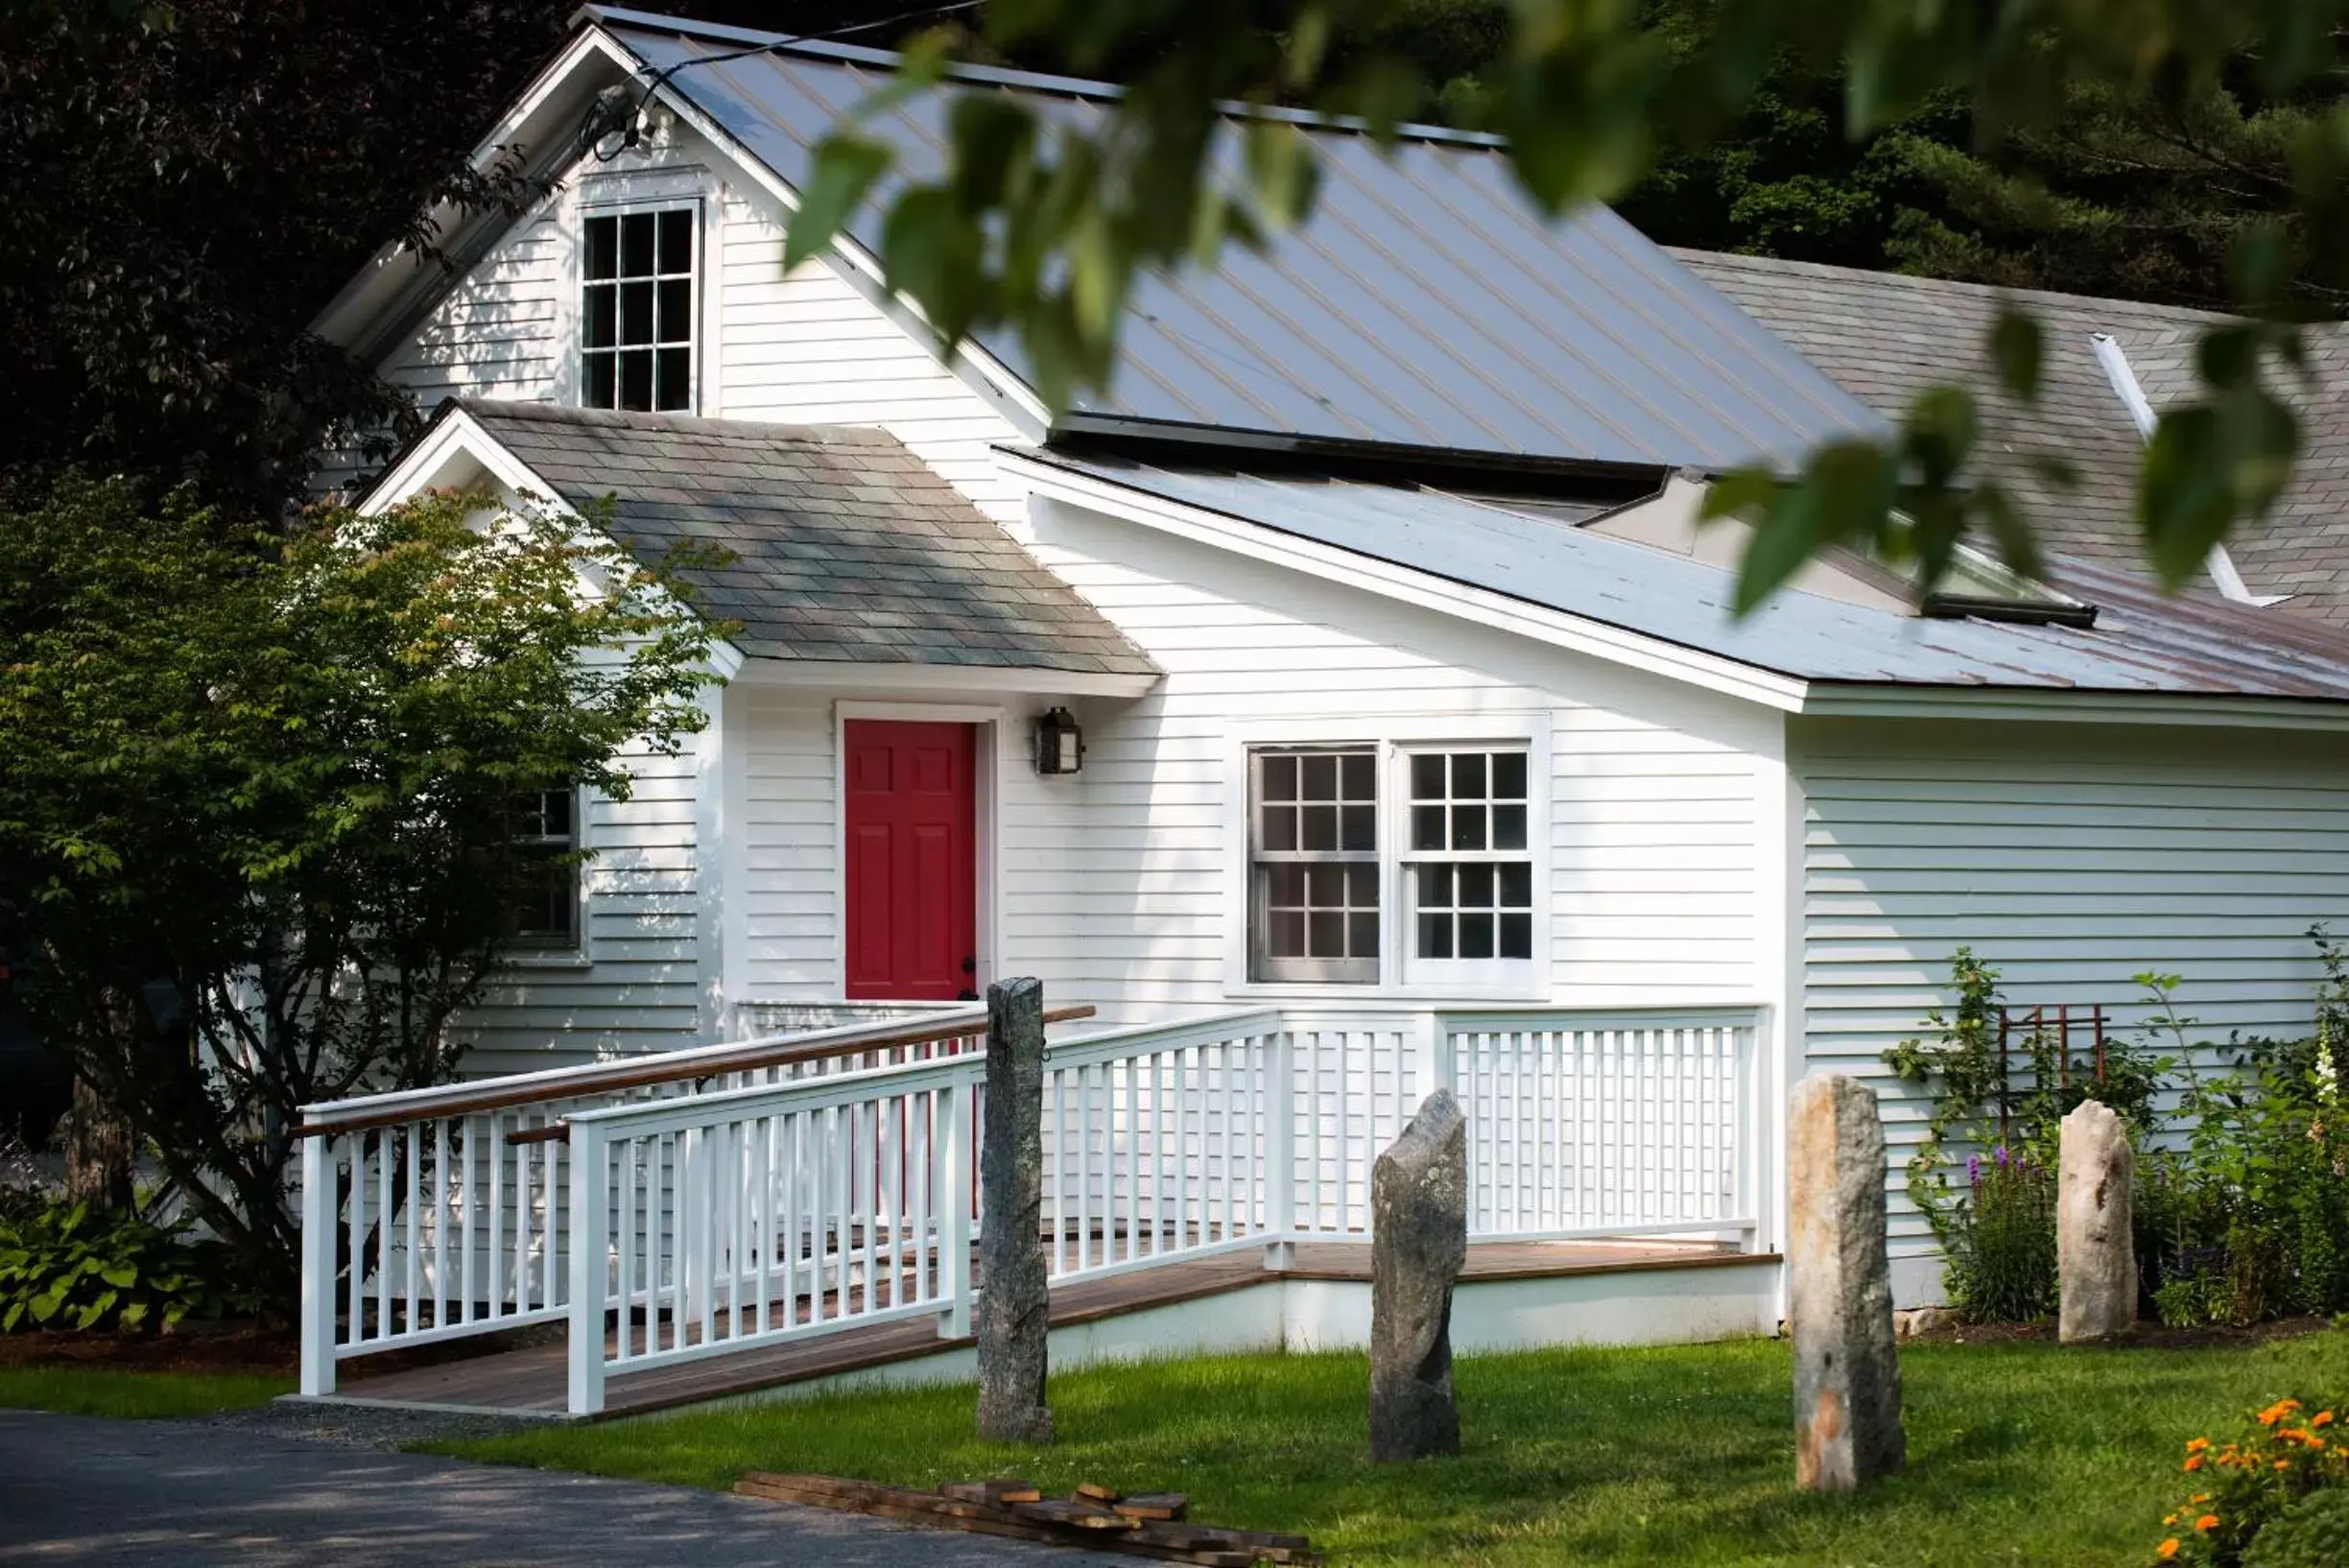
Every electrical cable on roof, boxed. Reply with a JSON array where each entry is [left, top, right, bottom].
[[581, 0, 986, 162]]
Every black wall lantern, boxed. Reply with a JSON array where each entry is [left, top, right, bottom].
[[1033, 705, 1084, 775]]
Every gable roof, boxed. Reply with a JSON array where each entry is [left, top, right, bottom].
[[407, 400, 1155, 677], [1673, 249, 2349, 625], [1018, 445, 2349, 708], [342, 6, 1886, 476]]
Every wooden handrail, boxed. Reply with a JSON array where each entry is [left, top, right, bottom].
[[296, 1005, 1096, 1140]]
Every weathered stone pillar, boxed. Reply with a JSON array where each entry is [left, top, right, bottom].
[[1369, 1088, 1467, 1462], [2058, 1099, 2136, 1343], [1788, 1074, 1904, 1493], [975, 977, 1053, 1444]]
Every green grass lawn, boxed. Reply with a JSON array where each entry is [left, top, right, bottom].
[[0, 1365, 293, 1418], [428, 1327, 2349, 1567]]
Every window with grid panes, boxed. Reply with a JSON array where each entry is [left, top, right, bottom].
[[508, 788, 581, 950], [581, 208, 695, 413], [1249, 748, 1379, 983], [1404, 749, 1533, 965]]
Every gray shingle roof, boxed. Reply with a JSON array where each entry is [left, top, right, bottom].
[[1672, 249, 2349, 627], [445, 400, 1155, 677]]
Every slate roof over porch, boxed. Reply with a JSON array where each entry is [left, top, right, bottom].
[[435, 398, 1155, 677]]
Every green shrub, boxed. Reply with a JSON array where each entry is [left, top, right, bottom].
[[1944, 1147, 2055, 1322], [2154, 1397, 2349, 1567], [2245, 1487, 2349, 1568], [0, 1199, 259, 1333]]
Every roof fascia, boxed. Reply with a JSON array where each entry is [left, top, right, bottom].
[[729, 657, 1159, 698], [360, 405, 747, 682], [311, 28, 628, 357], [1800, 684, 2349, 732], [1000, 448, 1810, 714]]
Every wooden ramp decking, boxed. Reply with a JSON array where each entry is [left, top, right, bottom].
[[326, 1239, 1763, 1421]]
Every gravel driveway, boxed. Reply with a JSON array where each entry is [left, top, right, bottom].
[[0, 1409, 1105, 1567]]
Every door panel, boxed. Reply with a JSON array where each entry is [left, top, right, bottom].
[[842, 720, 978, 1001]]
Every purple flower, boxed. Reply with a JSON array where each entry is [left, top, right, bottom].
[[1994, 1144, 2012, 1170], [1967, 1154, 1982, 1183]]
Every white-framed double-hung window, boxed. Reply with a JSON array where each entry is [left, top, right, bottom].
[[581, 204, 697, 414], [1242, 732, 1543, 992]]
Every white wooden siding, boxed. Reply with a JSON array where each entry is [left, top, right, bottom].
[[1794, 715, 2349, 1275], [716, 193, 1029, 521], [1021, 496, 1779, 1021], [382, 212, 564, 410], [456, 734, 708, 1076]]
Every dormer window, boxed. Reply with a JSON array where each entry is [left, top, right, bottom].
[[582, 207, 695, 414]]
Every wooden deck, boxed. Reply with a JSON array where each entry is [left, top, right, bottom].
[[327, 1238, 1763, 1421]]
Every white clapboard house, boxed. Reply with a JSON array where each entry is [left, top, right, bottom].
[[293, 8, 2349, 1416]]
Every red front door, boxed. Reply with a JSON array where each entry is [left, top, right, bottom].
[[843, 721, 979, 1001]]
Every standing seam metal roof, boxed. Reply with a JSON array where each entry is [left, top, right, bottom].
[[1024, 447, 2349, 702], [587, 7, 1886, 472]]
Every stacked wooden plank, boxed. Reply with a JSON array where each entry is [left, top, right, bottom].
[[734, 1471, 1323, 1566]]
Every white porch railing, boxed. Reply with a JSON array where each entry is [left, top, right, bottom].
[[298, 1002, 1765, 1415]]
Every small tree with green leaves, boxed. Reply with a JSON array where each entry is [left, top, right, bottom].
[[0, 477, 723, 1297]]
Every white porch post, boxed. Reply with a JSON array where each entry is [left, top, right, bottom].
[[936, 1077, 974, 1338], [566, 1121, 609, 1417], [297, 1132, 338, 1397], [1263, 1028, 1297, 1270]]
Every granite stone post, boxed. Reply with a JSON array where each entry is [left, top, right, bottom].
[[975, 976, 1053, 1444], [1369, 1089, 1467, 1463], [1788, 1073, 1905, 1493], [2058, 1099, 2137, 1343]]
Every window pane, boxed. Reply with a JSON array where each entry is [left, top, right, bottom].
[[1417, 912, 1452, 959], [619, 280, 653, 344], [584, 286, 616, 349], [584, 216, 617, 280], [1261, 805, 1295, 852], [1346, 863, 1380, 905], [1308, 911, 1343, 956], [583, 352, 616, 409], [1492, 804, 1528, 852], [1412, 805, 1444, 852], [1459, 912, 1495, 960], [1500, 913, 1532, 960], [1452, 752, 1486, 798], [657, 278, 693, 343], [657, 208, 693, 273], [1262, 754, 1296, 801], [1306, 865, 1346, 907], [1411, 753, 1445, 799], [1341, 804, 1375, 852], [1269, 910, 1305, 957], [1348, 913, 1379, 957], [1493, 751, 1528, 799], [1341, 752, 1375, 800], [655, 348, 691, 412], [618, 349, 653, 411], [1451, 804, 1486, 851], [1499, 862, 1532, 907], [541, 788, 573, 837], [1417, 863, 1453, 907], [1300, 804, 1338, 851], [1301, 753, 1337, 800], [1266, 864, 1304, 906], [621, 211, 656, 275], [1458, 863, 1495, 907]]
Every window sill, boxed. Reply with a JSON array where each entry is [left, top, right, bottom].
[[1222, 978, 1551, 1007], [499, 947, 593, 970]]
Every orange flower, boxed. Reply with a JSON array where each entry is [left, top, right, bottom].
[[2196, 1515, 2221, 1532], [2157, 1541, 2181, 1561], [2187, 1437, 2213, 1454], [2260, 1400, 2303, 1428], [2315, 1412, 2337, 1429], [2276, 1460, 2293, 1472], [2192, 1495, 2211, 1506], [2184, 1455, 2205, 1472]]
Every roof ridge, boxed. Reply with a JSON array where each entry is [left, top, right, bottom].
[[451, 396, 898, 447], [578, 3, 1514, 152], [1666, 246, 2242, 328]]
